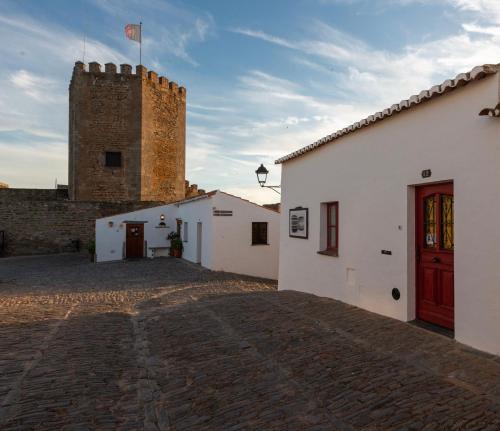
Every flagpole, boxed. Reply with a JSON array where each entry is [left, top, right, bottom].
[[139, 21, 142, 65]]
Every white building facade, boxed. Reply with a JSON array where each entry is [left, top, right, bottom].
[[95, 191, 280, 280], [276, 64, 500, 355]]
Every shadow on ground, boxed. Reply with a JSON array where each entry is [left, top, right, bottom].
[[1, 254, 500, 430]]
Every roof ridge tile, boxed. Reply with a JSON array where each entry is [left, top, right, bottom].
[[276, 63, 499, 164]]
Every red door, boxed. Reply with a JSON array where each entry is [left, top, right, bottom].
[[126, 224, 144, 258], [416, 183, 454, 330]]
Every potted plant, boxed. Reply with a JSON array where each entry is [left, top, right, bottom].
[[87, 239, 96, 262], [167, 232, 183, 258]]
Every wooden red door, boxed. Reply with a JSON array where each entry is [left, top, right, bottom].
[[126, 224, 144, 258], [416, 183, 454, 330]]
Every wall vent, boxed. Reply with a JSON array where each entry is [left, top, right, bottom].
[[213, 209, 233, 216]]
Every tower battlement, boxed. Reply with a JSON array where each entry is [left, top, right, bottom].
[[71, 61, 186, 99], [69, 61, 186, 203]]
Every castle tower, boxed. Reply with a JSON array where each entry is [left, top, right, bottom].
[[68, 61, 186, 202]]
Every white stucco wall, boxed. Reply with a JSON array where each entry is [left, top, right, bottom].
[[210, 192, 280, 280], [278, 74, 500, 355], [95, 191, 280, 280], [96, 205, 172, 262], [176, 196, 215, 268]]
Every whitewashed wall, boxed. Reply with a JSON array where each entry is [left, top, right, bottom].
[[96, 205, 172, 262], [176, 196, 214, 268], [211, 193, 280, 280], [279, 75, 500, 355], [95, 191, 280, 280]]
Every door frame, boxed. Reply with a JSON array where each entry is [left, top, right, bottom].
[[414, 180, 454, 330], [196, 222, 202, 264], [125, 222, 145, 259]]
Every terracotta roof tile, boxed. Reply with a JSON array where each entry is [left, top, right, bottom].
[[275, 64, 499, 164]]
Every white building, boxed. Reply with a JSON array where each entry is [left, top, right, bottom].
[[95, 191, 280, 280], [276, 64, 500, 355]]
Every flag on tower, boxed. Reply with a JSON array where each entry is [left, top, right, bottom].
[[125, 23, 141, 42]]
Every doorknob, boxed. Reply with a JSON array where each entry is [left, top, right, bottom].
[[432, 257, 440, 263]]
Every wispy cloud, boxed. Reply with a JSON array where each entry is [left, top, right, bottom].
[[3, 0, 500, 204], [0, 0, 215, 189], [230, 27, 297, 49], [10, 70, 65, 104], [188, 103, 237, 113], [91, 0, 215, 67]]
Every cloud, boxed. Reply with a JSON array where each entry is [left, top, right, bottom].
[[90, 0, 215, 67], [230, 28, 297, 49], [0, 140, 66, 188], [196, 1, 500, 203], [237, 70, 331, 111], [233, 16, 500, 110], [3, 0, 500, 204], [0, 1, 215, 189], [0, 14, 128, 68], [10, 70, 64, 103], [188, 103, 237, 113]]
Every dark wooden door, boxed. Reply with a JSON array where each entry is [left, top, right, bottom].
[[126, 224, 144, 259], [416, 183, 454, 329]]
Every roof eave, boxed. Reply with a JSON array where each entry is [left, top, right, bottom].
[[275, 63, 499, 165]]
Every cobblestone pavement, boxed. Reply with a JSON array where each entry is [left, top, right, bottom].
[[1, 255, 500, 430]]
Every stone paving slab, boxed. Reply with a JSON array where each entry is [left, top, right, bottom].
[[1, 254, 500, 430]]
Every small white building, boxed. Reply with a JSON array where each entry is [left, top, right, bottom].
[[95, 191, 280, 280], [276, 64, 500, 355]]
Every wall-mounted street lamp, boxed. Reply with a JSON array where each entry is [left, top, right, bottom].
[[159, 214, 166, 227], [479, 102, 500, 117], [255, 164, 281, 194]]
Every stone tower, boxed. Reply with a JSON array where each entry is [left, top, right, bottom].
[[68, 61, 186, 202]]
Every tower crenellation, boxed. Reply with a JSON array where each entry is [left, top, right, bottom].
[[68, 61, 186, 202], [71, 62, 186, 98]]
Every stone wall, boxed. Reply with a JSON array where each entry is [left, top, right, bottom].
[[69, 62, 186, 203], [141, 67, 186, 202], [0, 188, 162, 257], [184, 180, 206, 198], [69, 62, 142, 202]]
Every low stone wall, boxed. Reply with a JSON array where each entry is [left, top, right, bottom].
[[0, 189, 163, 257]]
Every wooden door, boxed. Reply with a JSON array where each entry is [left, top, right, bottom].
[[416, 183, 454, 329], [126, 224, 144, 258]]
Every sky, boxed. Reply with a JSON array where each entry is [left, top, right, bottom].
[[1, 0, 500, 204]]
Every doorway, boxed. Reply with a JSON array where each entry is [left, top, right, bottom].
[[196, 222, 202, 264], [126, 223, 144, 258], [415, 182, 454, 330]]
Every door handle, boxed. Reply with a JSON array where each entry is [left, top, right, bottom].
[[432, 257, 441, 263]]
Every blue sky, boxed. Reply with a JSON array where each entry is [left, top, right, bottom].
[[1, 0, 500, 203]]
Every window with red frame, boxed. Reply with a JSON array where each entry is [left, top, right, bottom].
[[326, 202, 338, 253]]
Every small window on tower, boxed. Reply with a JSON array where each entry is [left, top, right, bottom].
[[105, 151, 122, 167]]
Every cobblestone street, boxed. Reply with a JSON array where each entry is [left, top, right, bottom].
[[1, 255, 500, 430]]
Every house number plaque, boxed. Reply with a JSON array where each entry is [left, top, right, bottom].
[[421, 169, 432, 178]]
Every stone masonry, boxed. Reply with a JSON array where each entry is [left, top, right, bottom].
[[0, 188, 163, 256], [0, 62, 206, 257], [69, 62, 186, 202], [1, 255, 500, 430]]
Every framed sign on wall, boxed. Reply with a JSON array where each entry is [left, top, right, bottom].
[[289, 207, 308, 239]]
